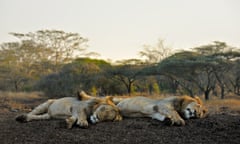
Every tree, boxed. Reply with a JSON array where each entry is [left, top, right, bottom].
[[0, 29, 97, 91], [139, 39, 173, 64], [107, 64, 143, 95], [35, 58, 112, 97], [227, 59, 240, 95], [193, 41, 240, 99], [156, 41, 240, 100], [10, 29, 96, 72], [157, 51, 218, 99], [0, 42, 27, 91]]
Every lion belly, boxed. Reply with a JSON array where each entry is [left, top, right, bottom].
[[117, 96, 157, 117], [48, 97, 78, 119]]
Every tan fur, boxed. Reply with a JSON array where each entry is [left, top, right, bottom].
[[78, 91, 122, 122], [117, 95, 208, 126], [76, 93, 207, 126], [16, 94, 122, 128]]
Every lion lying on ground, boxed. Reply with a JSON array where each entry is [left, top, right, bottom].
[[80, 92, 207, 126], [16, 94, 122, 129], [117, 96, 208, 126]]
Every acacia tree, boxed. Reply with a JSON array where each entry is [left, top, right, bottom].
[[227, 59, 240, 95], [0, 42, 32, 91], [35, 58, 112, 97], [10, 30, 97, 72], [157, 51, 218, 100], [107, 62, 143, 95], [193, 41, 240, 99], [0, 29, 97, 91], [157, 41, 240, 100], [139, 39, 173, 64]]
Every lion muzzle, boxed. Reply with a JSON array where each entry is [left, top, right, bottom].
[[90, 114, 99, 124]]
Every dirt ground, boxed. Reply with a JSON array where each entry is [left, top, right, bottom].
[[0, 95, 240, 144], [0, 109, 239, 143]]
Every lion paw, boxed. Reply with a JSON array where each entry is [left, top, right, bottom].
[[164, 116, 185, 126], [163, 117, 174, 126], [66, 118, 76, 129], [77, 120, 89, 128], [15, 114, 28, 123], [174, 118, 185, 126]]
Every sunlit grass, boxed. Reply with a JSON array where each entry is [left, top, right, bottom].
[[0, 91, 46, 112], [1, 91, 240, 115], [205, 98, 240, 115]]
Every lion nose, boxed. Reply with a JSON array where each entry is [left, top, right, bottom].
[[90, 114, 99, 124], [187, 108, 194, 116]]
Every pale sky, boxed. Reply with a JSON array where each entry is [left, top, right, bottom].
[[0, 0, 239, 61]]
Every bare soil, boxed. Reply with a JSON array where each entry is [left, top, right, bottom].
[[0, 110, 239, 144], [0, 96, 240, 144]]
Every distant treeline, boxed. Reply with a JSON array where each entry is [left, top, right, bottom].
[[0, 30, 240, 100]]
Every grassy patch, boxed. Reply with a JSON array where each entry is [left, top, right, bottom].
[[0, 91, 46, 112], [1, 91, 240, 116], [206, 98, 240, 115]]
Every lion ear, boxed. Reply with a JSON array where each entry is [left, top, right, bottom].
[[105, 96, 116, 107], [194, 96, 203, 105], [105, 96, 122, 113]]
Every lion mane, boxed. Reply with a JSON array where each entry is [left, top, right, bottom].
[[79, 93, 207, 126], [117, 95, 208, 126]]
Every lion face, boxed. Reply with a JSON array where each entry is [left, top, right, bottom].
[[78, 91, 123, 124], [181, 102, 207, 119], [90, 104, 122, 124]]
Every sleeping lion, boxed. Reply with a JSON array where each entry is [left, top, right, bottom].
[[117, 96, 208, 126], [16, 94, 122, 129], [80, 92, 207, 126]]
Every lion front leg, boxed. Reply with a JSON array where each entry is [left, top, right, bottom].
[[66, 116, 77, 129], [76, 110, 89, 128], [72, 107, 89, 128], [153, 104, 185, 126], [77, 118, 89, 128], [168, 110, 185, 126]]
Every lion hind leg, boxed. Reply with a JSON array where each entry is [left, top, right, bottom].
[[77, 91, 96, 101], [16, 113, 51, 122], [151, 113, 166, 121], [16, 100, 54, 123], [27, 113, 51, 121], [29, 99, 55, 115]]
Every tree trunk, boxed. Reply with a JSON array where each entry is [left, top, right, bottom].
[[127, 84, 131, 95], [204, 90, 210, 100], [14, 81, 18, 92], [220, 86, 225, 99]]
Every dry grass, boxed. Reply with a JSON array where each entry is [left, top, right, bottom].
[[1, 91, 240, 116], [0, 91, 47, 112], [205, 98, 240, 115]]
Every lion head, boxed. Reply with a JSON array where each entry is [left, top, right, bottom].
[[178, 96, 208, 119], [78, 91, 122, 124]]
